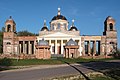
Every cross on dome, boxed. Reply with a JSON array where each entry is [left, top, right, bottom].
[[72, 19, 75, 26], [58, 7, 60, 11], [44, 20, 46, 23], [10, 16, 12, 19], [9, 16, 13, 20], [58, 7, 61, 15], [44, 20, 47, 27]]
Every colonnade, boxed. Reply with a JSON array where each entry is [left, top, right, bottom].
[[49, 39, 65, 54], [82, 40, 101, 56], [48, 39, 81, 55], [19, 41, 35, 54]]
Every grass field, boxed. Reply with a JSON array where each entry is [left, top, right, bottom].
[[0, 57, 120, 79], [0, 57, 119, 66]]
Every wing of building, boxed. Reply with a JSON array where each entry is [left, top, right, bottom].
[[2, 8, 117, 59]]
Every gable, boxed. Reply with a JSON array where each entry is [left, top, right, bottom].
[[41, 32, 77, 38]]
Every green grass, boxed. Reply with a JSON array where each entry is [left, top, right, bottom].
[[11, 59, 63, 66], [58, 57, 119, 64], [0, 57, 119, 66]]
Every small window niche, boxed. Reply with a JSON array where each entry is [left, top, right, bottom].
[[6, 42, 11, 45], [109, 23, 113, 31], [7, 24, 11, 32]]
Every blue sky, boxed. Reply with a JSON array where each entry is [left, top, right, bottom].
[[0, 0, 120, 48]]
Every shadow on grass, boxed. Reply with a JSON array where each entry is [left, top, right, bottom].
[[77, 61, 120, 80], [0, 57, 12, 71], [58, 58, 91, 80]]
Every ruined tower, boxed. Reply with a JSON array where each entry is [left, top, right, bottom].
[[3, 16, 18, 54], [103, 16, 117, 55]]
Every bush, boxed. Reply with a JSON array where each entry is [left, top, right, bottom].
[[0, 57, 12, 66], [113, 49, 120, 58]]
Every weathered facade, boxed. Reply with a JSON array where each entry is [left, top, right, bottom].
[[2, 8, 117, 59]]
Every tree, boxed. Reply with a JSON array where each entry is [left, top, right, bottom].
[[17, 30, 38, 36], [1, 27, 5, 32], [0, 27, 4, 53]]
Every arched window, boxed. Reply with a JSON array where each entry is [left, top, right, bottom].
[[51, 24, 54, 30], [64, 23, 67, 30], [57, 23, 61, 29], [13, 25, 16, 32], [7, 25, 11, 32], [109, 23, 113, 31]]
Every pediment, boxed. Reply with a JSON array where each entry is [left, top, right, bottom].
[[42, 32, 76, 37]]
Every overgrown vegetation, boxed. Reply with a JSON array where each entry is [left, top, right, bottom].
[[17, 30, 38, 36], [0, 57, 13, 71], [0, 27, 4, 54], [0, 57, 12, 66], [109, 49, 120, 59]]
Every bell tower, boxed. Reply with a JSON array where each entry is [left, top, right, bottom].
[[103, 16, 117, 55], [5, 16, 16, 33], [4, 16, 16, 38], [3, 16, 17, 54]]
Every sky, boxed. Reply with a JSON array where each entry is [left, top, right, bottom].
[[0, 0, 120, 48]]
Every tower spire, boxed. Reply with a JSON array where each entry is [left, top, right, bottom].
[[58, 7, 61, 15]]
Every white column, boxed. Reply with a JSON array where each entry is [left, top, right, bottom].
[[17, 45, 19, 55], [93, 41, 96, 56], [49, 40, 52, 53], [78, 39, 82, 56], [61, 40, 63, 54], [25, 43, 27, 54], [55, 39, 57, 54], [19, 44, 21, 54], [23, 41, 25, 53], [28, 41, 32, 54]]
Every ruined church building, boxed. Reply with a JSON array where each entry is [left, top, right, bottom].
[[3, 8, 117, 59]]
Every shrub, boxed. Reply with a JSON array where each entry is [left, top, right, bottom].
[[0, 57, 12, 66]]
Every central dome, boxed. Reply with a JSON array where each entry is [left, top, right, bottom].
[[51, 8, 67, 21], [50, 8, 69, 31], [51, 15, 67, 21]]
